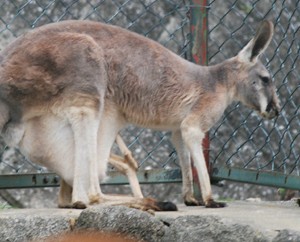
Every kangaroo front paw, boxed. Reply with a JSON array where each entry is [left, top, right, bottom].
[[205, 199, 226, 208]]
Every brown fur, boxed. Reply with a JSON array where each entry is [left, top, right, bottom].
[[0, 20, 279, 209]]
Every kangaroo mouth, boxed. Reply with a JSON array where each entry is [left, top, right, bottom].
[[260, 101, 279, 119]]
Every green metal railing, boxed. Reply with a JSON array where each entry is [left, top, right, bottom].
[[0, 0, 299, 197]]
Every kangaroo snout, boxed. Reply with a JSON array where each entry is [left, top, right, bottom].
[[264, 100, 280, 119]]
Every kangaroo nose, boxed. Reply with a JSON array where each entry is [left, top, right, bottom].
[[266, 101, 273, 113], [266, 101, 280, 118]]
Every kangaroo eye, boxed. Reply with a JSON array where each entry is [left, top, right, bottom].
[[260, 76, 270, 84]]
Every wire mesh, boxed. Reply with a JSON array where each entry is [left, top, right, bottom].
[[208, 0, 300, 178], [0, 0, 299, 189]]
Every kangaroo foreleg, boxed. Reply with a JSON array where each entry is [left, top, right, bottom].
[[109, 134, 143, 198], [109, 153, 143, 198], [171, 130, 204, 206], [115, 134, 138, 170], [181, 119, 225, 208]]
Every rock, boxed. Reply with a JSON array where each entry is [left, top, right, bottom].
[[74, 205, 269, 242], [273, 230, 300, 242], [162, 215, 268, 242], [75, 205, 168, 242], [0, 209, 80, 242]]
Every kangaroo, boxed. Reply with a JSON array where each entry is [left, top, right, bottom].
[[0, 20, 279, 209]]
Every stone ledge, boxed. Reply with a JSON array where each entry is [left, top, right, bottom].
[[0, 201, 299, 242]]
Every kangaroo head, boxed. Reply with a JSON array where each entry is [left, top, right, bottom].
[[235, 20, 280, 119]]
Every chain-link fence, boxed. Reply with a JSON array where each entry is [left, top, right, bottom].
[[0, 0, 299, 193], [208, 0, 300, 189]]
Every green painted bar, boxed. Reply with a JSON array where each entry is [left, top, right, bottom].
[[0, 169, 182, 189], [108, 169, 182, 185], [0, 167, 299, 190], [0, 173, 60, 189], [212, 166, 300, 190]]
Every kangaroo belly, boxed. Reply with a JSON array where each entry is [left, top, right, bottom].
[[18, 114, 107, 186], [18, 115, 76, 184]]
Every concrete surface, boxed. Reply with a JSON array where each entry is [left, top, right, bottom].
[[156, 200, 300, 238], [0, 200, 299, 241]]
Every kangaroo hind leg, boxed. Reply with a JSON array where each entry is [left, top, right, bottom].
[[66, 103, 102, 209], [60, 33, 109, 209], [58, 179, 72, 208]]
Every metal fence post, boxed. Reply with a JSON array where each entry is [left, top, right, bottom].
[[189, 0, 209, 200]]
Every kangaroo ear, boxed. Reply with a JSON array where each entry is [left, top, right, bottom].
[[238, 20, 274, 63]]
